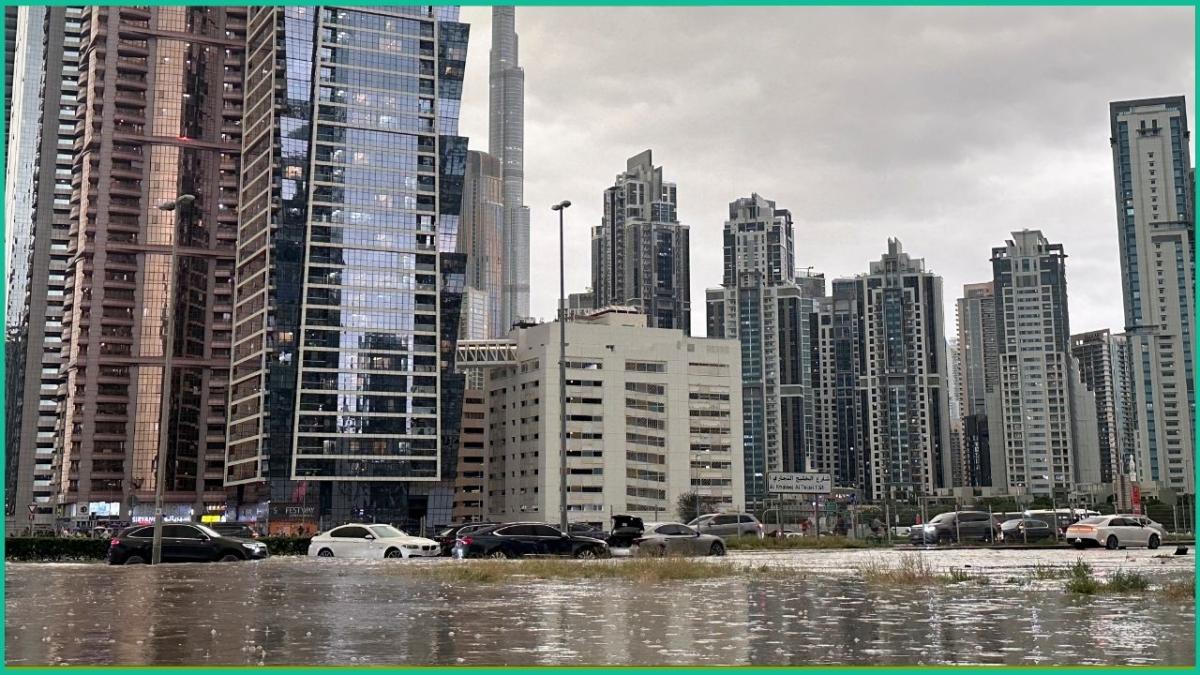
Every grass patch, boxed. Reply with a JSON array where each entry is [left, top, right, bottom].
[[1104, 569, 1151, 593], [1064, 559, 1152, 595], [724, 535, 874, 551], [858, 554, 937, 585], [1161, 578, 1195, 601], [1032, 563, 1068, 580], [403, 557, 796, 584]]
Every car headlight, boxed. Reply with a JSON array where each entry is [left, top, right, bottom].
[[403, 544, 418, 549], [243, 542, 265, 551], [924, 525, 936, 532]]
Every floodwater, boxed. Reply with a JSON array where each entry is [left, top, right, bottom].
[[6, 548, 1194, 666]]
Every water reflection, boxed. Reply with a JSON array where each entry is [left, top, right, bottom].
[[5, 559, 1193, 666]]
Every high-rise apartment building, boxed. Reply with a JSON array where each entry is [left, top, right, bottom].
[[1070, 329, 1129, 485], [6, 6, 81, 532], [490, 6, 530, 332], [593, 150, 691, 333], [846, 239, 951, 502], [50, 7, 244, 529], [226, 6, 470, 531], [946, 338, 964, 487], [4, 6, 18, 129], [484, 308, 743, 523], [706, 195, 819, 506], [955, 281, 1000, 487], [812, 280, 864, 490], [1109, 97, 1195, 495], [992, 231, 1101, 498]]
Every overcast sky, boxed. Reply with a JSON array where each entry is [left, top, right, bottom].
[[457, 6, 1195, 339]]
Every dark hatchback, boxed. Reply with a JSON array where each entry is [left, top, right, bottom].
[[435, 522, 497, 556], [107, 523, 269, 565], [454, 522, 610, 559]]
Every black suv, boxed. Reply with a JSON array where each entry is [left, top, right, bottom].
[[910, 511, 1000, 545], [454, 522, 610, 559], [107, 523, 269, 564]]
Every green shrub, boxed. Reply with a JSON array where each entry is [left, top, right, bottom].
[[258, 536, 311, 556], [1104, 569, 1150, 593], [5, 537, 109, 561]]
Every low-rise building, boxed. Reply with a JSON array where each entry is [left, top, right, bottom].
[[485, 308, 744, 524]]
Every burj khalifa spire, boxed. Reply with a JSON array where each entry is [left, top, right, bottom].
[[490, 6, 530, 330]]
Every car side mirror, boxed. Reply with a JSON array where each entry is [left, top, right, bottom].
[[561, 532, 570, 538], [693, 532, 700, 537], [364, 534, 376, 540]]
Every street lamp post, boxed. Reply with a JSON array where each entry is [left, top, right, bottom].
[[151, 194, 194, 565], [551, 200, 572, 532]]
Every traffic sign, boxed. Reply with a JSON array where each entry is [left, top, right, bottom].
[[768, 472, 832, 495], [27, 503, 36, 514]]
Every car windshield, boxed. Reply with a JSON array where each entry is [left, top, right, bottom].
[[1078, 517, 1107, 525], [370, 525, 407, 539]]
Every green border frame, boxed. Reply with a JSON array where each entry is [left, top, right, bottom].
[[0, 1, 1195, 673]]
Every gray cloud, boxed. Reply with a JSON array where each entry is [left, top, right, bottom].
[[458, 6, 1194, 336]]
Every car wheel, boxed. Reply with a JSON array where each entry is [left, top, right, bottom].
[[709, 542, 725, 557], [385, 548, 403, 559], [124, 555, 146, 565], [1105, 535, 1119, 550], [574, 547, 599, 559], [486, 549, 511, 559], [317, 548, 334, 558], [219, 553, 243, 562], [1148, 534, 1160, 550]]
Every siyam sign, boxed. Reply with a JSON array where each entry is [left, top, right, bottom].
[[768, 472, 832, 495]]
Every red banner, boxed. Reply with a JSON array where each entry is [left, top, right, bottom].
[[1131, 484, 1141, 515]]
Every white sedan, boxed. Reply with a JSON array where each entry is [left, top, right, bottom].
[[307, 523, 441, 559], [1066, 515, 1163, 550]]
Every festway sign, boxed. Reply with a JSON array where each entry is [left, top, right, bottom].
[[768, 472, 833, 495]]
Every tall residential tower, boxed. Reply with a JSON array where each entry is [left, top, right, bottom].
[[593, 150, 691, 333], [1109, 97, 1195, 495]]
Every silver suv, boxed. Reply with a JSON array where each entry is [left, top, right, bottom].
[[688, 513, 764, 538]]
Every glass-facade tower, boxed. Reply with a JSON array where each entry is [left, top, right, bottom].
[[228, 6, 469, 531]]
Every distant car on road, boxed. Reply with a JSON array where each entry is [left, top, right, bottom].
[[688, 513, 764, 539], [632, 522, 726, 557], [1066, 515, 1162, 550], [453, 522, 610, 559], [435, 523, 497, 556], [998, 518, 1055, 543], [910, 511, 1000, 545], [107, 524, 269, 565], [308, 523, 440, 559], [206, 522, 258, 540]]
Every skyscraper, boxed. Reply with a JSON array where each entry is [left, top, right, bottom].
[[227, 7, 470, 531], [706, 194, 818, 506], [955, 281, 1000, 487], [991, 230, 1100, 498], [594, 150, 691, 333], [1109, 97, 1195, 495], [490, 6, 530, 332], [6, 6, 77, 533], [847, 239, 951, 502], [49, 7, 244, 530], [812, 280, 865, 491], [945, 338, 964, 487], [1070, 329, 1125, 485], [457, 150, 504, 340]]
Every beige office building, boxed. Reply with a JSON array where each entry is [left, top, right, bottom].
[[484, 308, 744, 525]]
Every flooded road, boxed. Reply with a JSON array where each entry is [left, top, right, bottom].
[[6, 548, 1193, 666]]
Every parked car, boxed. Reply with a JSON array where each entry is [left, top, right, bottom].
[[107, 523, 269, 565], [1023, 509, 1100, 535], [632, 522, 726, 557], [452, 522, 610, 559], [1066, 515, 1162, 550], [567, 522, 607, 540], [206, 522, 258, 540], [307, 523, 440, 559], [687, 513, 765, 539], [1124, 515, 1168, 540], [909, 511, 1000, 545], [607, 515, 646, 555], [998, 518, 1055, 542], [435, 523, 497, 556]]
